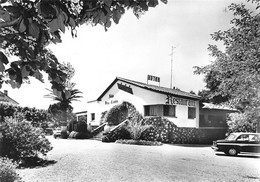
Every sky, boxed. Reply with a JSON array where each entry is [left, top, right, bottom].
[[1, 0, 256, 112]]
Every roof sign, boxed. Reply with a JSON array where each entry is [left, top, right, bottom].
[[117, 83, 133, 94]]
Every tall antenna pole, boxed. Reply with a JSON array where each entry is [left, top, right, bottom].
[[170, 46, 174, 89]]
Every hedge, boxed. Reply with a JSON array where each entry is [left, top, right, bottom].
[[103, 116, 228, 144], [102, 101, 138, 126], [0, 104, 49, 130]]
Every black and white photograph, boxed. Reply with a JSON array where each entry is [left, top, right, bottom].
[[0, 0, 259, 181]]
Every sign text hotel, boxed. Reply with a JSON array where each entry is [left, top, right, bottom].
[[166, 95, 196, 107]]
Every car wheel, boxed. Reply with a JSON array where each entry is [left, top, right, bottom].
[[228, 148, 238, 156]]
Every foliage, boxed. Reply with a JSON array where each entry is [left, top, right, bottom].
[[227, 112, 257, 133], [101, 126, 130, 142], [0, 0, 167, 93], [103, 115, 227, 144], [47, 103, 76, 126], [125, 116, 151, 140], [103, 102, 127, 125], [195, 1, 260, 109], [45, 62, 82, 123], [67, 119, 77, 132], [0, 103, 50, 129], [46, 88, 82, 123], [0, 117, 52, 163], [68, 131, 78, 139], [66, 120, 91, 139], [76, 121, 87, 133], [0, 157, 22, 182], [103, 116, 205, 144], [68, 130, 91, 139], [194, 1, 260, 130], [60, 127, 69, 139], [100, 111, 107, 124], [77, 114, 87, 122], [103, 101, 137, 125], [115, 139, 162, 146], [59, 62, 76, 90]]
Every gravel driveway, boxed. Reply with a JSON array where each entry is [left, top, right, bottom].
[[17, 136, 260, 182]]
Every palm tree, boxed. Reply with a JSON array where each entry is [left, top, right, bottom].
[[45, 88, 82, 123]]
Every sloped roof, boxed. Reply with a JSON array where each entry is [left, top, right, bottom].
[[97, 77, 200, 101], [0, 91, 19, 105]]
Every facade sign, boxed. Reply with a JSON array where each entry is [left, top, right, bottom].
[[117, 83, 133, 94], [105, 100, 118, 105], [166, 95, 195, 107]]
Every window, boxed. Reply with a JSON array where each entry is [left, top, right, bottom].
[[144, 105, 161, 116], [91, 113, 95, 121], [188, 107, 196, 119], [237, 134, 249, 141], [144, 105, 176, 117], [163, 105, 176, 117]]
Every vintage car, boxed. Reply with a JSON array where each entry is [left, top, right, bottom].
[[212, 132, 260, 156]]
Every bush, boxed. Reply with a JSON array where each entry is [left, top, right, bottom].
[[0, 157, 22, 182], [102, 126, 131, 142], [76, 121, 88, 133], [68, 131, 78, 138], [0, 104, 49, 129], [61, 127, 69, 139], [227, 112, 256, 133], [103, 101, 137, 126], [0, 118, 52, 163], [125, 117, 151, 140], [68, 131, 92, 139], [115, 139, 162, 146]]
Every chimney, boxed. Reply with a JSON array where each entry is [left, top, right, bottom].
[[4, 90, 8, 96]]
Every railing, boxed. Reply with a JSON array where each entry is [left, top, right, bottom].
[[108, 119, 129, 133], [91, 123, 106, 137]]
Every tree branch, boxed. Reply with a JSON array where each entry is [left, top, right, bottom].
[[0, 16, 22, 29]]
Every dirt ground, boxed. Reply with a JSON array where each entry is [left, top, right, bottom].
[[17, 136, 260, 182]]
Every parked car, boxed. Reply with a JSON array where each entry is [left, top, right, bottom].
[[212, 132, 260, 156], [53, 128, 62, 139]]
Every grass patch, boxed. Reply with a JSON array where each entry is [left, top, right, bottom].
[[115, 139, 162, 146]]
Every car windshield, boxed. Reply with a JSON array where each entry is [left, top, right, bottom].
[[225, 134, 237, 141]]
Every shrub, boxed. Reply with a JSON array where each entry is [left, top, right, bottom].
[[227, 112, 256, 133], [68, 131, 78, 139], [125, 117, 151, 140], [103, 101, 137, 126], [0, 157, 22, 182], [102, 126, 131, 142], [0, 117, 53, 163], [143, 116, 201, 144], [0, 104, 50, 129], [115, 139, 162, 146], [61, 127, 69, 139], [76, 121, 88, 133]]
